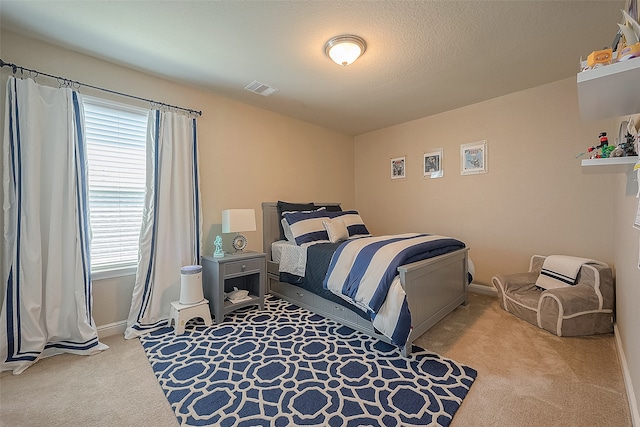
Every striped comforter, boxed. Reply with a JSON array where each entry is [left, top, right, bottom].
[[323, 233, 466, 347]]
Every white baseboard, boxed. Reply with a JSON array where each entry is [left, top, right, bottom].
[[97, 320, 127, 339], [614, 323, 640, 427], [468, 283, 498, 296]]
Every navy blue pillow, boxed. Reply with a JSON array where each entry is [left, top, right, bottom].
[[314, 204, 342, 213]]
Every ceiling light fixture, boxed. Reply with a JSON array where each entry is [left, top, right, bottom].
[[324, 35, 367, 66]]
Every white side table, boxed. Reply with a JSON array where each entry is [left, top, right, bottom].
[[168, 299, 213, 335]]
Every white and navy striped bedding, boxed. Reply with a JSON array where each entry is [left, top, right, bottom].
[[323, 233, 466, 347]]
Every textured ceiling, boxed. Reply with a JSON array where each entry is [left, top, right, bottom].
[[0, 1, 626, 135]]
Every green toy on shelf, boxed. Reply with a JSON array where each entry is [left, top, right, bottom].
[[601, 144, 616, 158]]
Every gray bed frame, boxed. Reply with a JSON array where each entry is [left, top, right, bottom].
[[262, 202, 469, 357]]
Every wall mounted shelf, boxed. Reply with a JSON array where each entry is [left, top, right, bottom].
[[577, 59, 640, 120], [581, 156, 638, 173], [581, 156, 638, 166]]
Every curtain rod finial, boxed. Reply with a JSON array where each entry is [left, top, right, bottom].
[[0, 59, 18, 74]]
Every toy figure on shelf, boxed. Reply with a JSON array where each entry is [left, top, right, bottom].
[[587, 132, 611, 159], [601, 145, 616, 158], [581, 10, 640, 72], [611, 119, 639, 157], [612, 132, 638, 157], [587, 48, 613, 68], [617, 10, 640, 61]]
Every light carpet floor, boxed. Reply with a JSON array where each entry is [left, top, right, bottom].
[[0, 292, 632, 427]]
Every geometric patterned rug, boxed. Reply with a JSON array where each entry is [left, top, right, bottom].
[[140, 295, 477, 427]]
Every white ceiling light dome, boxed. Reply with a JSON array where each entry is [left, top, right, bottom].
[[324, 35, 367, 66]]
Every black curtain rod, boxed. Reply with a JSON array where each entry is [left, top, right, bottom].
[[0, 59, 202, 117]]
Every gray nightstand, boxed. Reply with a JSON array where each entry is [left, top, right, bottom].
[[201, 251, 266, 323]]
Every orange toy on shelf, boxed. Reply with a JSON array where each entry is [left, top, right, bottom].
[[619, 42, 640, 61], [587, 48, 613, 67]]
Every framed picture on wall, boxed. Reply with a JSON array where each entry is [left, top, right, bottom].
[[460, 140, 487, 175], [423, 149, 443, 178], [391, 156, 406, 180]]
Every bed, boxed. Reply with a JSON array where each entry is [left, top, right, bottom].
[[262, 201, 470, 357]]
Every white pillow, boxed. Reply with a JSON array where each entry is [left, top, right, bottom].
[[323, 218, 349, 243], [281, 218, 296, 242]]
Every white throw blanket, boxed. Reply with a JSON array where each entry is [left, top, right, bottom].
[[535, 255, 607, 290], [276, 241, 308, 278]]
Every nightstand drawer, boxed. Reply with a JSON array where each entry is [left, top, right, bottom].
[[224, 258, 263, 277]]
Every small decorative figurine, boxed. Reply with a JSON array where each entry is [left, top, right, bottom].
[[586, 132, 617, 159], [213, 235, 224, 258], [601, 144, 615, 158]]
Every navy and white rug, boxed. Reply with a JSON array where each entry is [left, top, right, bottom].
[[140, 295, 476, 427]]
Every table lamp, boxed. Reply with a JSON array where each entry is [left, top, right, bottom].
[[222, 208, 256, 252]]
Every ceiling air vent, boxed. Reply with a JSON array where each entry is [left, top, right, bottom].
[[244, 80, 278, 97]]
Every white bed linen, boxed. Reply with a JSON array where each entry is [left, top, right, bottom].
[[271, 240, 290, 264], [271, 240, 307, 277]]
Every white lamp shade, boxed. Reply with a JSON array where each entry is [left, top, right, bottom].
[[222, 209, 256, 233]]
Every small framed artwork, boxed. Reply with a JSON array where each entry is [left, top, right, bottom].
[[424, 149, 443, 179], [391, 156, 406, 180], [460, 140, 487, 175]]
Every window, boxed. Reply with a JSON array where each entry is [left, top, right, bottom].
[[83, 96, 148, 278]]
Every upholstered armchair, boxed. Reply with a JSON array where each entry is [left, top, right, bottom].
[[491, 255, 614, 336]]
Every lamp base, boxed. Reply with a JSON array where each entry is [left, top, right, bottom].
[[232, 234, 248, 251]]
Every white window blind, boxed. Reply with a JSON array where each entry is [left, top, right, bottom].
[[83, 96, 148, 274]]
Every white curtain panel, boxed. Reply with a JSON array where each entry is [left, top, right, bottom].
[[1, 77, 107, 374], [125, 110, 201, 338]]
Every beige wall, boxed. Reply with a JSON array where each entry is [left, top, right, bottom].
[[354, 78, 616, 286], [354, 78, 638, 419], [614, 167, 640, 418], [0, 30, 355, 328]]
